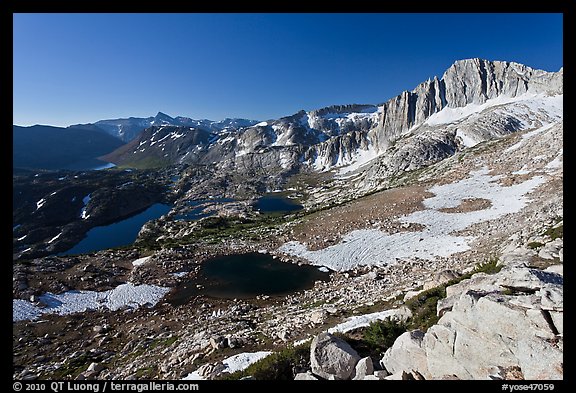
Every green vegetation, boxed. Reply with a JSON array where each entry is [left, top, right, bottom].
[[118, 156, 171, 170], [135, 366, 157, 379], [544, 223, 563, 241], [527, 241, 544, 249], [149, 336, 178, 350], [469, 256, 502, 275], [404, 257, 502, 332], [220, 343, 310, 380], [138, 213, 300, 250], [404, 286, 446, 331], [336, 318, 408, 359], [51, 354, 91, 379], [363, 319, 408, 351]]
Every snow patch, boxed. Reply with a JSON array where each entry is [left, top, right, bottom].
[[132, 256, 151, 267], [280, 167, 546, 271], [12, 283, 169, 322], [545, 149, 563, 170], [80, 194, 91, 219], [36, 198, 46, 210], [426, 93, 562, 126], [328, 309, 398, 334], [183, 351, 272, 380], [13, 300, 43, 322], [337, 146, 380, 175], [222, 351, 273, 373], [455, 129, 479, 148], [94, 162, 116, 170], [47, 232, 62, 244]]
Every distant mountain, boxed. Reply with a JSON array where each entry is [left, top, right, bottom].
[[72, 112, 259, 142], [102, 59, 563, 181], [13, 125, 125, 170]]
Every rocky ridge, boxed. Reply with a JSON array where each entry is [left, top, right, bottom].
[[103, 59, 562, 184]]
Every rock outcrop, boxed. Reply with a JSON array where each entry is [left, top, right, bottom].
[[381, 330, 431, 379], [383, 262, 563, 380], [310, 332, 361, 380]]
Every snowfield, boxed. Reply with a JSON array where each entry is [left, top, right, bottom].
[[425, 93, 562, 126], [13, 283, 170, 322], [279, 167, 547, 271], [328, 309, 399, 334], [183, 351, 272, 380]]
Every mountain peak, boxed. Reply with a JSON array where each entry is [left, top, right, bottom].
[[153, 112, 175, 123]]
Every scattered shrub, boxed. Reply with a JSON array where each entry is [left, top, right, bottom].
[[404, 286, 446, 331], [220, 343, 310, 380], [527, 241, 544, 249], [544, 224, 563, 241], [363, 319, 407, 350]]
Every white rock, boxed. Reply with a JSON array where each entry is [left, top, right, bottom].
[[403, 289, 424, 302], [310, 332, 361, 380], [544, 264, 563, 276], [499, 248, 535, 267], [309, 309, 327, 325], [87, 362, 103, 373], [294, 372, 318, 380], [381, 330, 430, 379], [373, 370, 390, 379], [423, 270, 460, 291], [352, 357, 374, 380], [549, 311, 563, 335], [424, 281, 563, 380], [540, 286, 563, 310]]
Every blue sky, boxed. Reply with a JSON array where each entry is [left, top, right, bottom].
[[13, 13, 563, 127]]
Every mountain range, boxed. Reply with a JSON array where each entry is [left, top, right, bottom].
[[12, 125, 125, 170], [71, 112, 259, 142], [13, 58, 562, 181], [102, 58, 563, 183]]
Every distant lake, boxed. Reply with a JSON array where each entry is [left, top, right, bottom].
[[254, 195, 303, 214], [167, 253, 329, 304], [59, 203, 171, 255]]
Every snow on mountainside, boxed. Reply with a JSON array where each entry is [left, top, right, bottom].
[[103, 58, 562, 185], [72, 112, 259, 142]]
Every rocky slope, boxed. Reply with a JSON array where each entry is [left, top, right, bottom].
[[290, 253, 563, 381], [13, 112, 563, 380]]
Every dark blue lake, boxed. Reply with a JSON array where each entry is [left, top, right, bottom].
[[254, 195, 303, 214], [168, 253, 329, 303], [60, 203, 171, 255]]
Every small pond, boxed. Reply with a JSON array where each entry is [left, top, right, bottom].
[[168, 252, 329, 304], [254, 195, 303, 214]]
